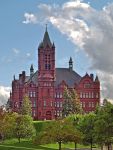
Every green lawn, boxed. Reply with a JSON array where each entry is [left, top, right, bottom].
[[0, 138, 92, 150]]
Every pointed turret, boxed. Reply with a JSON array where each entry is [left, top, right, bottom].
[[95, 75, 99, 82], [42, 25, 52, 48], [69, 57, 73, 71], [30, 64, 34, 76], [13, 75, 15, 81], [52, 42, 55, 48]]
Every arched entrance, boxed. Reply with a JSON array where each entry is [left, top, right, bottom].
[[46, 111, 52, 120]]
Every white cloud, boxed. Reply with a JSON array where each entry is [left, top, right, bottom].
[[23, 1, 113, 100], [0, 86, 11, 106], [23, 13, 37, 24], [12, 48, 20, 54], [26, 53, 31, 57]]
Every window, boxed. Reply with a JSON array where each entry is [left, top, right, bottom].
[[51, 101, 53, 107], [54, 102, 56, 107], [57, 110, 59, 116], [82, 102, 85, 107], [60, 111, 62, 117], [84, 83, 91, 88], [33, 100, 36, 107], [96, 93, 99, 98], [48, 64, 51, 70], [32, 110, 36, 117], [45, 64, 51, 70], [89, 92, 91, 98], [44, 100, 46, 107], [89, 102, 91, 107], [92, 102, 94, 107], [80, 92, 82, 98], [55, 110, 56, 115], [83, 93, 85, 98], [45, 64, 48, 70], [57, 102, 59, 107], [60, 93, 62, 98], [86, 93, 88, 98], [60, 102, 62, 108], [91, 92, 94, 98], [29, 91, 32, 97], [33, 92, 36, 97], [56, 93, 59, 98]]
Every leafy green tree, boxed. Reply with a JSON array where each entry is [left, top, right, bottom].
[[35, 119, 82, 150], [64, 123, 82, 150], [3, 112, 18, 139], [0, 110, 18, 140], [63, 87, 83, 117], [78, 113, 96, 150], [14, 115, 35, 143], [94, 100, 113, 150], [20, 95, 31, 116], [64, 115, 83, 150]]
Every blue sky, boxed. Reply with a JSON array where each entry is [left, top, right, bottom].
[[0, 0, 113, 105]]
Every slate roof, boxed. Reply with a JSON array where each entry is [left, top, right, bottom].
[[55, 68, 81, 86], [25, 68, 81, 87], [38, 28, 52, 48]]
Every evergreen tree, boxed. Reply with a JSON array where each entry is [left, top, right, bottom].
[[20, 95, 31, 116], [62, 87, 83, 117]]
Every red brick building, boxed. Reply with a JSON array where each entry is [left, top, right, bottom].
[[9, 28, 100, 120]]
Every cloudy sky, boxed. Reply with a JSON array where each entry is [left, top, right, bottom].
[[0, 0, 113, 105]]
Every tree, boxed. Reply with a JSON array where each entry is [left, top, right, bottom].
[[14, 115, 35, 143], [62, 87, 83, 117], [35, 119, 82, 150], [20, 95, 31, 116], [0, 110, 17, 141], [78, 113, 96, 150], [64, 121, 82, 150], [37, 120, 69, 150], [94, 100, 113, 150]]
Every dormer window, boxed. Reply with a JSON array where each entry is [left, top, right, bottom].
[[84, 83, 91, 88]]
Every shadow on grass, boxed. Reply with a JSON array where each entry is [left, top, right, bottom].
[[1, 140, 57, 150], [37, 145, 57, 150]]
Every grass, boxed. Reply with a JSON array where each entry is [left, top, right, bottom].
[[0, 122, 99, 150], [0, 138, 93, 150]]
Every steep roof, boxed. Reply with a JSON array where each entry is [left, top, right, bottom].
[[38, 27, 52, 49], [25, 68, 81, 87], [43, 29, 52, 48], [55, 68, 81, 86]]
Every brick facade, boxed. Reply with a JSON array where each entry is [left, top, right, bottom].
[[9, 28, 100, 120]]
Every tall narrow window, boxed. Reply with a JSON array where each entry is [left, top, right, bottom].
[[44, 100, 46, 107], [96, 93, 99, 98]]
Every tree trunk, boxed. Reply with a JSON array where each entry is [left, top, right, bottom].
[[74, 142, 77, 150], [91, 140, 93, 150], [18, 137, 21, 143], [101, 144, 103, 150], [108, 144, 112, 150], [58, 141, 61, 150], [108, 144, 110, 150]]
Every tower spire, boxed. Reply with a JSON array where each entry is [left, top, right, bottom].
[[43, 25, 52, 48], [30, 64, 34, 76], [13, 75, 15, 80], [69, 57, 73, 71], [46, 24, 47, 32]]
